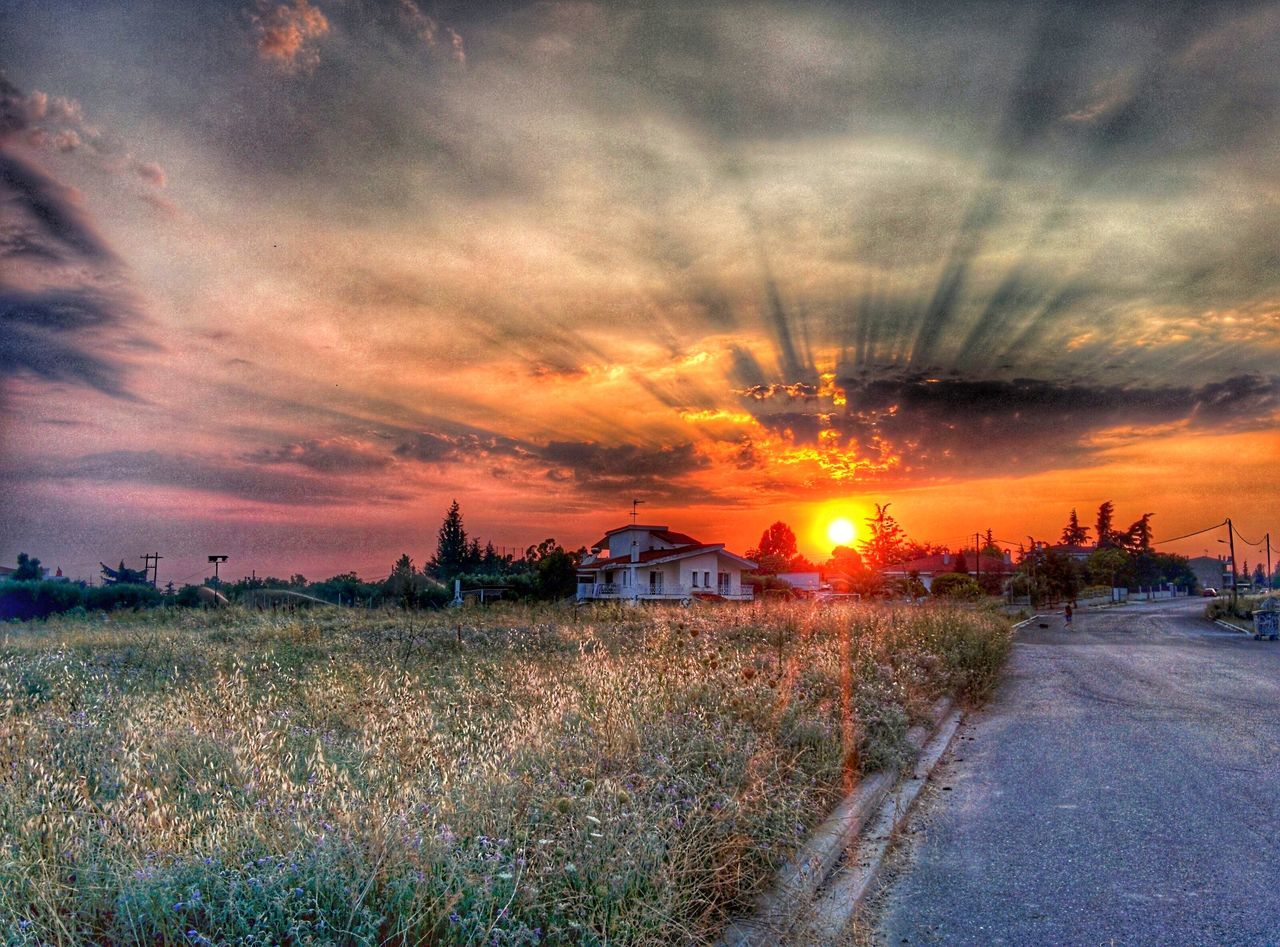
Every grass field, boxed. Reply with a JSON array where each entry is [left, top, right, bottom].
[[0, 602, 1010, 945]]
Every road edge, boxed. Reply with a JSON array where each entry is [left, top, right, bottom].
[[719, 698, 961, 947]]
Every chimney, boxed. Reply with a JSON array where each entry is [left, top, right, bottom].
[[943, 552, 951, 565], [631, 532, 639, 563], [1004, 550, 1012, 564]]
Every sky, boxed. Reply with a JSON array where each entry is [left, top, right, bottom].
[[2, 0, 1278, 584]]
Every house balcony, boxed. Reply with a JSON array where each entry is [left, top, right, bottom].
[[576, 583, 754, 603]]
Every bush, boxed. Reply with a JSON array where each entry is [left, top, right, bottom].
[[1, 580, 165, 620], [930, 573, 982, 600], [84, 583, 162, 612], [1, 580, 87, 620]]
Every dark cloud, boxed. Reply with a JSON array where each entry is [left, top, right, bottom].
[[49, 450, 405, 506], [0, 150, 116, 263], [0, 288, 143, 399], [748, 370, 1280, 480], [394, 430, 529, 465], [244, 436, 393, 473]]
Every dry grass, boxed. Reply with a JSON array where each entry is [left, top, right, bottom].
[[0, 601, 1009, 945]]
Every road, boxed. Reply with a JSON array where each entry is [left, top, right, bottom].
[[871, 598, 1280, 946]]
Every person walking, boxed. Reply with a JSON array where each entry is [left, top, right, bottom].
[[1064, 602, 1073, 628]]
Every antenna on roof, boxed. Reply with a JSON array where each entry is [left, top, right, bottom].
[[631, 498, 644, 523]]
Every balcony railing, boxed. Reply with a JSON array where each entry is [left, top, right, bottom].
[[577, 583, 754, 602]]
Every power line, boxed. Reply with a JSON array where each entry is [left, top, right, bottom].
[[1231, 523, 1267, 547], [1152, 520, 1227, 547]]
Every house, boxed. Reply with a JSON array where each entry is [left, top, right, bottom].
[[576, 524, 757, 602], [883, 549, 1016, 593], [775, 571, 822, 594], [1047, 543, 1097, 562], [1187, 555, 1231, 593]]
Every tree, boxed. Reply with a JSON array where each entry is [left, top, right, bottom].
[[1095, 501, 1118, 549], [859, 503, 908, 568], [1060, 509, 1091, 547], [981, 528, 1000, 556], [953, 550, 969, 575], [1086, 547, 1130, 590], [1124, 513, 1154, 552], [430, 500, 470, 580], [1254, 563, 1266, 589], [14, 553, 42, 581], [386, 554, 419, 604], [747, 521, 811, 574]]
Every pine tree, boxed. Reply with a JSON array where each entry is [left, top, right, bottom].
[[388, 554, 418, 604], [859, 503, 908, 568], [1125, 513, 1154, 552], [430, 500, 470, 580], [1060, 508, 1091, 546], [1095, 501, 1117, 549], [954, 550, 969, 575]]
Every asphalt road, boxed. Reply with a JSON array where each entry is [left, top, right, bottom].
[[872, 598, 1280, 946]]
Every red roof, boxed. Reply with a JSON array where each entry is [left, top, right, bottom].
[[651, 529, 699, 546], [579, 543, 724, 571], [888, 551, 1015, 575], [589, 526, 701, 551]]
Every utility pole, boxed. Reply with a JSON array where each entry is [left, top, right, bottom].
[[1267, 533, 1272, 591], [140, 552, 163, 588], [1026, 536, 1037, 610], [1226, 519, 1238, 610], [974, 532, 981, 586], [208, 554, 229, 587]]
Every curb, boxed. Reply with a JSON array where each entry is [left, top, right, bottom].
[[797, 707, 965, 944], [1012, 614, 1046, 630], [719, 697, 959, 946], [1213, 618, 1250, 635]]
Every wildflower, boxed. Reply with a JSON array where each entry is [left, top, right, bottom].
[[449, 913, 461, 924]]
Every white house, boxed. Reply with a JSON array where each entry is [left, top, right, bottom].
[[576, 524, 757, 603]]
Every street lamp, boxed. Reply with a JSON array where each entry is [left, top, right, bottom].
[[208, 554, 229, 587]]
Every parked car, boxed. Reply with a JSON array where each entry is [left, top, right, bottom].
[[1202, 588, 1218, 597]]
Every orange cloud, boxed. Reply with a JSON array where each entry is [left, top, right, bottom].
[[253, 0, 330, 73]]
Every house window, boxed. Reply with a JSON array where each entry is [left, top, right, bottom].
[[649, 571, 663, 592], [718, 572, 730, 593], [690, 571, 699, 587], [704, 571, 711, 588]]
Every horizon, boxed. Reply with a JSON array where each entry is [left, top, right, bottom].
[[2, 0, 1277, 584]]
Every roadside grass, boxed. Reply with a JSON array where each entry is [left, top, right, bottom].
[[0, 602, 1010, 945]]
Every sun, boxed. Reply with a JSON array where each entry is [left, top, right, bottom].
[[827, 517, 856, 547]]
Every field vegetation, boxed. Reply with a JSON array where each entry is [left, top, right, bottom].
[[1, 602, 1009, 945]]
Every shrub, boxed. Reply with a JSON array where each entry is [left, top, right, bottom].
[[930, 572, 982, 600], [0, 580, 86, 620]]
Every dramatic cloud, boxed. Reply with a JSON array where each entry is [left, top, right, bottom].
[[740, 371, 1280, 482]]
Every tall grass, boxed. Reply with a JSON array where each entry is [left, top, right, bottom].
[[0, 602, 1009, 945]]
